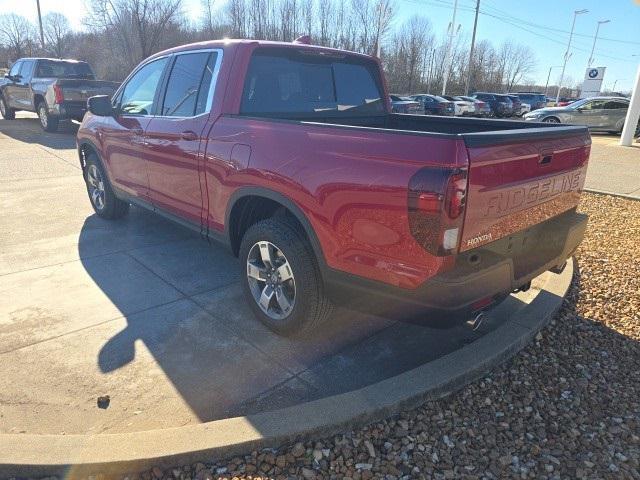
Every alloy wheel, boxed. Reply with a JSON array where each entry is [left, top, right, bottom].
[[38, 105, 48, 129], [87, 164, 106, 210], [246, 241, 296, 321]]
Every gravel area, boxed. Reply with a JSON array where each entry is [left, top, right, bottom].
[[13, 193, 640, 480]]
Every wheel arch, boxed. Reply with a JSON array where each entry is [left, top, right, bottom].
[[225, 187, 327, 269]]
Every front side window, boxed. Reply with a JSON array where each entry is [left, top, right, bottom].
[[119, 57, 168, 115], [161, 52, 218, 117], [579, 100, 606, 111], [240, 47, 385, 116]]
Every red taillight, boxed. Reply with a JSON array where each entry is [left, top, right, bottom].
[[445, 170, 467, 219], [408, 167, 469, 256], [53, 85, 64, 104]]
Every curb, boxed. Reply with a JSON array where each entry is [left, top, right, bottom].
[[583, 188, 640, 201], [0, 259, 574, 478]]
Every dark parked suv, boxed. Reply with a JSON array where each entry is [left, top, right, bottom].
[[511, 92, 547, 111], [472, 92, 513, 117]]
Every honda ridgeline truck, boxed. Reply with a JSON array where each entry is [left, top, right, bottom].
[[76, 39, 589, 335]]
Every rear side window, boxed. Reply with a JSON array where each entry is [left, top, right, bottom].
[[35, 60, 93, 78], [240, 47, 385, 116], [161, 52, 218, 117], [603, 100, 628, 109]]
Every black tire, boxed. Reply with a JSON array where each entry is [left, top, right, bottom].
[[239, 218, 333, 336], [542, 116, 560, 123], [0, 96, 15, 120], [84, 152, 129, 219], [37, 101, 59, 132]]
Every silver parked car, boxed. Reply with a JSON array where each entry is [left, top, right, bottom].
[[524, 96, 639, 134]]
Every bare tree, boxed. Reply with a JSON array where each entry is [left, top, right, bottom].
[[0, 14, 35, 60], [42, 12, 71, 58], [86, 0, 184, 69]]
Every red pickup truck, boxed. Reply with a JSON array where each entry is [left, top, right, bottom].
[[77, 39, 589, 335]]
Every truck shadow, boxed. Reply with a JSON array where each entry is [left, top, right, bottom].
[[78, 208, 571, 425], [0, 117, 78, 149]]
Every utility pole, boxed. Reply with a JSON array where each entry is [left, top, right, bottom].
[[464, 0, 480, 96], [441, 0, 459, 96], [588, 19, 610, 67], [36, 0, 46, 51], [556, 9, 588, 105]]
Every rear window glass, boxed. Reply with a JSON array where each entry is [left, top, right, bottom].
[[240, 48, 385, 116], [35, 60, 93, 78]]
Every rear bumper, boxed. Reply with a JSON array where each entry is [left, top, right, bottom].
[[324, 210, 586, 322], [50, 102, 87, 121]]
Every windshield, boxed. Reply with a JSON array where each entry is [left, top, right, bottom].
[[240, 47, 385, 117], [35, 60, 94, 79]]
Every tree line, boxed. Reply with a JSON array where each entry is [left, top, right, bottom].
[[0, 0, 577, 96]]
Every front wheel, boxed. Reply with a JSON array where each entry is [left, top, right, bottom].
[[542, 117, 560, 123], [0, 96, 15, 120], [84, 153, 129, 219], [37, 101, 59, 132], [239, 218, 333, 336]]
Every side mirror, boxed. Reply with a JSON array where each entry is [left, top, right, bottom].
[[87, 95, 114, 116]]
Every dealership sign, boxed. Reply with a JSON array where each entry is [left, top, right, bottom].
[[582, 67, 606, 97]]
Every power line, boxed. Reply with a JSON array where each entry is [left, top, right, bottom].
[[403, 0, 635, 63]]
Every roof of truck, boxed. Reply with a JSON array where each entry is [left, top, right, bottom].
[[151, 38, 376, 62]]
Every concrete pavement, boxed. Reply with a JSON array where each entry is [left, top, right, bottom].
[[0, 114, 528, 436], [585, 134, 640, 199]]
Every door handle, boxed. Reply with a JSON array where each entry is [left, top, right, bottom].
[[181, 130, 198, 141]]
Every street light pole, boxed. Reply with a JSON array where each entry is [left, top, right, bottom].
[[588, 20, 610, 67], [464, 0, 480, 96], [544, 66, 562, 97], [556, 9, 588, 105], [36, 0, 45, 51], [441, 0, 459, 96]]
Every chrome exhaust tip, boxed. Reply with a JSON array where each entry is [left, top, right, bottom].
[[467, 311, 486, 331]]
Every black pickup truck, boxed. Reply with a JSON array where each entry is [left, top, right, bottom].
[[0, 58, 118, 132]]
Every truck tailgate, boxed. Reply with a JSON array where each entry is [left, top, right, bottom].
[[459, 126, 590, 252], [57, 79, 119, 102]]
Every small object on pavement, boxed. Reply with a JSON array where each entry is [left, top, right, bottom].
[[97, 395, 110, 409]]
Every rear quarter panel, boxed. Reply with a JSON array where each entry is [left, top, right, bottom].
[[205, 116, 467, 288]]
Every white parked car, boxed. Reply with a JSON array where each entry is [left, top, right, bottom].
[[442, 95, 471, 116], [453, 96, 477, 116]]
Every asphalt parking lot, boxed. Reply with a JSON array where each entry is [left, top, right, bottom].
[[1, 114, 555, 436]]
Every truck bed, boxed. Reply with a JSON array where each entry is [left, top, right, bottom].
[[236, 112, 591, 254]]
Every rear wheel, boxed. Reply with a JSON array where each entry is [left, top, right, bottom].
[[84, 153, 129, 219], [0, 96, 15, 120], [239, 218, 333, 336], [37, 101, 59, 132], [542, 117, 560, 123]]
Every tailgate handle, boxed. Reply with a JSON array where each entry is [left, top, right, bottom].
[[539, 154, 553, 165]]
